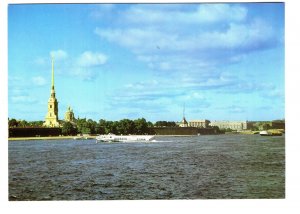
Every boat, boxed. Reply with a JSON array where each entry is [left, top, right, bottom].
[[96, 133, 155, 143], [259, 130, 282, 136]]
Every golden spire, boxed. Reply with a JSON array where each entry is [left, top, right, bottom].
[[51, 56, 54, 89]]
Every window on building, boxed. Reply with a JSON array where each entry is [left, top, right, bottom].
[[50, 105, 52, 108]]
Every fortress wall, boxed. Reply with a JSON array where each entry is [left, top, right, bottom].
[[9, 128, 61, 137]]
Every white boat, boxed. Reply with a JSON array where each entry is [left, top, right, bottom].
[[259, 130, 282, 136], [96, 133, 155, 143]]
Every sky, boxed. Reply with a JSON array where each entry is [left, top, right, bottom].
[[8, 3, 285, 122]]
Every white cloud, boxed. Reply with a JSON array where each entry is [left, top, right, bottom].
[[33, 51, 109, 81], [195, 19, 275, 51], [50, 50, 68, 60], [11, 95, 37, 104], [94, 3, 282, 83], [77, 51, 108, 67], [122, 4, 247, 25], [32, 76, 46, 86], [195, 4, 247, 23], [97, 18, 275, 54]]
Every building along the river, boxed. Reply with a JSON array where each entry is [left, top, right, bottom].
[[188, 120, 210, 128], [209, 120, 251, 131]]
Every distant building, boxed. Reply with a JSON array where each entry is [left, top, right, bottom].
[[188, 120, 210, 128], [252, 120, 285, 130], [179, 117, 189, 127], [271, 120, 285, 129], [43, 57, 60, 127], [64, 106, 76, 123], [179, 104, 189, 127], [209, 120, 250, 131]]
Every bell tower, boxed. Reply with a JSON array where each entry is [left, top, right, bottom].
[[43, 57, 60, 127]]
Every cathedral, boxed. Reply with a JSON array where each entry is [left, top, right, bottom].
[[43, 57, 60, 127], [64, 106, 76, 123], [43, 57, 77, 128]]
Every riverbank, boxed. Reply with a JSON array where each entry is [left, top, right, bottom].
[[8, 130, 285, 141], [222, 129, 285, 135], [8, 136, 97, 141], [8, 134, 210, 141]]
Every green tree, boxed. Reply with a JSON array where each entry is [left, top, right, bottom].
[[87, 119, 97, 134], [62, 122, 77, 136], [76, 118, 91, 134], [262, 123, 271, 130], [104, 121, 117, 134], [18, 120, 29, 127], [8, 118, 18, 127], [155, 121, 177, 127], [95, 123, 105, 134], [97, 119, 107, 134], [134, 118, 149, 134], [251, 126, 259, 131], [116, 119, 135, 135], [147, 121, 154, 128], [28, 121, 44, 127]]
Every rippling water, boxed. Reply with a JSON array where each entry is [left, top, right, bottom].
[[9, 134, 285, 200]]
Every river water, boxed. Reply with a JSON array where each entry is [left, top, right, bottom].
[[8, 134, 285, 200]]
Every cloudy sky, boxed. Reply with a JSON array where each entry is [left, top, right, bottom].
[[8, 3, 284, 122]]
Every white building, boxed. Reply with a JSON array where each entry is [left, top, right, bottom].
[[188, 120, 210, 128], [209, 121, 249, 130]]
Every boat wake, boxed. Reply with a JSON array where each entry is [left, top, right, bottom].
[[149, 139, 173, 143], [95, 139, 173, 144]]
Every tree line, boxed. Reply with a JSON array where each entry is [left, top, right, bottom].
[[8, 118, 44, 128], [8, 118, 179, 136]]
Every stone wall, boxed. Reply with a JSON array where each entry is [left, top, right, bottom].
[[9, 128, 61, 137]]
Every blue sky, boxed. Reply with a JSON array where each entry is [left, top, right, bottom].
[[8, 3, 285, 122]]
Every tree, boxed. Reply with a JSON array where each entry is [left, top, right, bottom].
[[116, 119, 135, 135], [155, 121, 177, 127], [97, 119, 107, 134], [18, 120, 29, 127], [147, 121, 154, 128], [95, 123, 105, 134], [262, 123, 271, 130], [9, 118, 18, 127], [87, 119, 97, 134], [251, 126, 259, 131], [134, 118, 149, 134], [62, 122, 77, 136], [28, 121, 44, 127], [104, 121, 117, 134]]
